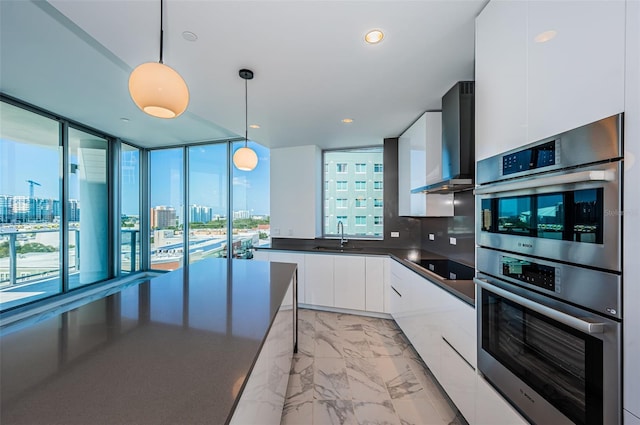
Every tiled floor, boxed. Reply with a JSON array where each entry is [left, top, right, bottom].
[[281, 309, 467, 425]]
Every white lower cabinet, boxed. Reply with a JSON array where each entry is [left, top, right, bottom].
[[440, 337, 476, 423], [334, 255, 366, 311], [365, 256, 385, 312], [304, 254, 334, 307], [269, 252, 306, 304], [254, 250, 306, 304], [475, 375, 528, 425], [303, 253, 386, 313]]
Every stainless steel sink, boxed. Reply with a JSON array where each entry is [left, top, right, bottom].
[[313, 246, 363, 252]]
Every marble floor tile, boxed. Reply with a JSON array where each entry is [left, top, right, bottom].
[[281, 399, 313, 425], [313, 400, 357, 425], [404, 356, 443, 401], [297, 313, 317, 357], [314, 357, 351, 400], [352, 400, 401, 425], [285, 309, 466, 425], [391, 398, 448, 425], [374, 356, 425, 400], [286, 355, 315, 402], [316, 330, 345, 358], [339, 330, 373, 359], [344, 357, 389, 402]]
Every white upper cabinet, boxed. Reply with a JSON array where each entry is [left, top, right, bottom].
[[398, 112, 453, 216], [270, 145, 322, 239], [475, 0, 528, 160], [527, 0, 625, 143], [475, 0, 626, 160]]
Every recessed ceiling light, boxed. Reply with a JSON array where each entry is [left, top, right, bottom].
[[534, 30, 557, 43], [342, 118, 354, 124], [249, 124, 260, 129], [182, 31, 198, 42], [364, 29, 384, 44]]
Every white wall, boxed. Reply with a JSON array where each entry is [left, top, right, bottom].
[[624, 0, 640, 419], [270, 145, 321, 239]]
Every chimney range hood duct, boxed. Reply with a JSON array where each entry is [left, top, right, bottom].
[[411, 81, 475, 194]]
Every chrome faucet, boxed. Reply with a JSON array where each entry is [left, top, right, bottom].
[[337, 220, 348, 248]]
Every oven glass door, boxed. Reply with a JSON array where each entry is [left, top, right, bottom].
[[480, 188, 603, 244], [481, 290, 603, 425]]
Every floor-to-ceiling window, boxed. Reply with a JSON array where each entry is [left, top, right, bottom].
[[231, 141, 270, 259], [187, 144, 228, 264], [121, 143, 140, 273], [0, 101, 62, 308], [68, 128, 110, 289], [149, 148, 184, 271], [1, 96, 271, 312]]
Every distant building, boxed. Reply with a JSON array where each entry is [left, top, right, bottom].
[[189, 204, 213, 223], [324, 151, 384, 236], [0, 195, 76, 223], [233, 210, 250, 220], [151, 206, 176, 228]]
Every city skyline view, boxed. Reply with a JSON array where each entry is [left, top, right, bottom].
[[1, 139, 271, 219]]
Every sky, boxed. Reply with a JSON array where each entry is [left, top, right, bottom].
[[1, 138, 270, 217]]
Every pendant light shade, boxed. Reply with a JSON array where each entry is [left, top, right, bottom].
[[129, 62, 189, 118], [233, 146, 259, 171], [233, 69, 258, 171], [128, 0, 189, 119]]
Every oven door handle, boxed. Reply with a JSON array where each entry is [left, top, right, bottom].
[[474, 278, 605, 334], [474, 169, 614, 195]]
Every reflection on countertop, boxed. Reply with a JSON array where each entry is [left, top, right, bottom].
[[257, 240, 476, 306], [0, 258, 296, 425]]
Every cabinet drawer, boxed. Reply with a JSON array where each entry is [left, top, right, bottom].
[[440, 296, 476, 368], [439, 336, 475, 423]]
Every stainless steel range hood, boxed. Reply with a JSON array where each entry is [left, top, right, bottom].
[[411, 81, 475, 194]]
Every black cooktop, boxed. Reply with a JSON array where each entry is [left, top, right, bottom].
[[411, 259, 475, 280]]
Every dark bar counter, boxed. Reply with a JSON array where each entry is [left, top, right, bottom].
[[0, 258, 297, 425]]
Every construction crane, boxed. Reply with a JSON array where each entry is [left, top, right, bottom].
[[26, 180, 41, 198]]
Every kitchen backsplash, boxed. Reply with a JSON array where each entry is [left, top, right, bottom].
[[418, 189, 475, 266]]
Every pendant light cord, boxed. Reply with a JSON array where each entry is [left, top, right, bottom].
[[159, 0, 164, 64], [245, 77, 248, 147]]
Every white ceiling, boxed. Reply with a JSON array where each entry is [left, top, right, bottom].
[[0, 0, 488, 150]]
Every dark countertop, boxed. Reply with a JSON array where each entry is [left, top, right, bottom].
[[256, 241, 475, 306], [0, 258, 297, 425]]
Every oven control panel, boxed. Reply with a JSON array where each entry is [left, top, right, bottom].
[[501, 255, 560, 292], [502, 140, 558, 176]]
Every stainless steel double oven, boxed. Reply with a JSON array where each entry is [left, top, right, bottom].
[[474, 114, 623, 425]]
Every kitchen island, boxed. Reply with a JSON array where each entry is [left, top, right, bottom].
[[0, 258, 297, 425]]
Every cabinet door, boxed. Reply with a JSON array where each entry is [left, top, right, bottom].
[[270, 251, 306, 304], [475, 0, 528, 160], [304, 254, 334, 307], [334, 255, 366, 311], [440, 294, 476, 368], [365, 256, 385, 313], [476, 375, 529, 425], [439, 337, 476, 424], [398, 115, 427, 217], [389, 261, 407, 318], [401, 270, 445, 377], [527, 0, 625, 143]]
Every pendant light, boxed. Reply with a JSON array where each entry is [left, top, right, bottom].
[[128, 0, 189, 119], [233, 69, 259, 171]]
